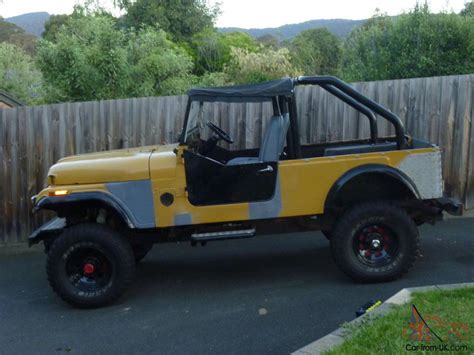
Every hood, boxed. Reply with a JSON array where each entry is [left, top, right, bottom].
[[49, 144, 178, 185]]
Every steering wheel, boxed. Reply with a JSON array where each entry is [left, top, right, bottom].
[[206, 121, 234, 144]]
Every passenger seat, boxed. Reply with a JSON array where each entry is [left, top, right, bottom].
[[226, 114, 290, 165]]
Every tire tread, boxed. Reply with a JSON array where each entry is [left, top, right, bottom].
[[46, 223, 136, 308], [330, 201, 420, 282]]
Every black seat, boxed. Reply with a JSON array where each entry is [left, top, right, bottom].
[[227, 114, 290, 165]]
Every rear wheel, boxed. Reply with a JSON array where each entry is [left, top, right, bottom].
[[46, 223, 136, 308], [330, 201, 419, 282]]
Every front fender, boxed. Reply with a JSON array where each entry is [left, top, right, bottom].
[[34, 180, 156, 230], [35, 192, 137, 229]]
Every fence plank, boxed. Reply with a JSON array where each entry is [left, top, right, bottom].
[[438, 76, 457, 197], [466, 75, 474, 209], [452, 75, 473, 204], [5, 108, 19, 242], [17, 107, 28, 239], [0, 109, 7, 241]]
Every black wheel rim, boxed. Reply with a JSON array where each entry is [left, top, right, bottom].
[[64, 244, 114, 293], [352, 224, 399, 267]]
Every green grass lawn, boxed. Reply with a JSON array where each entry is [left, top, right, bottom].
[[326, 288, 474, 355]]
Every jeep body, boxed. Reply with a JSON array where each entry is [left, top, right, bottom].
[[29, 76, 462, 308]]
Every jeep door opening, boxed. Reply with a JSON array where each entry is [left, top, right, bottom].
[[29, 76, 462, 308]]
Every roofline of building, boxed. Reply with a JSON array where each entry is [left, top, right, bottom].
[[0, 90, 25, 107]]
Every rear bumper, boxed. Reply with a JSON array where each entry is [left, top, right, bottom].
[[406, 197, 463, 225], [433, 197, 463, 216]]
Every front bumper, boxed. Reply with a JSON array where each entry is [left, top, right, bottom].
[[28, 217, 66, 247]]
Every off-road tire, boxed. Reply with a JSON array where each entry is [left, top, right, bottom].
[[330, 201, 419, 282], [47, 223, 136, 308], [132, 243, 153, 263]]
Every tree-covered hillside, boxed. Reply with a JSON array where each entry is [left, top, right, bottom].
[[0, 16, 38, 55], [220, 18, 366, 39], [5, 12, 50, 37]]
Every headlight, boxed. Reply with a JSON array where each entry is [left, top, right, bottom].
[[48, 190, 69, 197]]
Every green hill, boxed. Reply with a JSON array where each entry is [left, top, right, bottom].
[[219, 18, 366, 39], [0, 17, 38, 55], [5, 12, 50, 37]]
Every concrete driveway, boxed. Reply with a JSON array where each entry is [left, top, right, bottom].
[[1, 218, 473, 355]]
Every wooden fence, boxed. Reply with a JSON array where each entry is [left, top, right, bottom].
[[0, 74, 473, 244]]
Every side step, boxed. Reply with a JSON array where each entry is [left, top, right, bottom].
[[191, 228, 256, 243]]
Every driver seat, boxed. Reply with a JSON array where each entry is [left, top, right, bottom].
[[226, 114, 290, 166]]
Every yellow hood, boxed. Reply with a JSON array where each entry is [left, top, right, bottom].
[[49, 144, 178, 185]]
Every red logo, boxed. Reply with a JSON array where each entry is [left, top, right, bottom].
[[402, 304, 470, 342]]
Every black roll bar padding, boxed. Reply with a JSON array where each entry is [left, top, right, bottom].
[[278, 96, 288, 114], [295, 76, 406, 149], [278, 96, 295, 159], [179, 98, 193, 144], [272, 97, 281, 116], [320, 84, 378, 144], [287, 95, 302, 158]]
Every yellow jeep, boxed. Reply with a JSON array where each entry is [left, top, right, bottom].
[[30, 76, 462, 308]]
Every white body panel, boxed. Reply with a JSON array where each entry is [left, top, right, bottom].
[[397, 150, 443, 199]]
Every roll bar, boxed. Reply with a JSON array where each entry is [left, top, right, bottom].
[[295, 76, 407, 149], [320, 84, 378, 144]]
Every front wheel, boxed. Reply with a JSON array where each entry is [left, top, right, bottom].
[[46, 223, 136, 308], [330, 201, 419, 282]]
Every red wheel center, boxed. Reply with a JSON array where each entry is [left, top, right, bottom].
[[83, 263, 95, 275]]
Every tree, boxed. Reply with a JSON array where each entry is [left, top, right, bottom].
[[341, 13, 393, 81], [42, 4, 118, 42], [342, 5, 474, 81], [189, 28, 226, 74], [190, 30, 258, 75], [220, 32, 258, 54], [42, 14, 71, 42], [460, 1, 473, 17], [37, 15, 194, 102], [127, 27, 194, 96], [225, 47, 300, 84], [256, 34, 280, 49], [122, 0, 219, 42], [0, 43, 43, 104], [290, 28, 342, 76]]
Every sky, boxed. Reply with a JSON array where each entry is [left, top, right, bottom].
[[0, 0, 468, 28]]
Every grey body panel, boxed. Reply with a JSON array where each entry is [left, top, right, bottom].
[[174, 213, 193, 226], [249, 174, 282, 220], [106, 180, 155, 229]]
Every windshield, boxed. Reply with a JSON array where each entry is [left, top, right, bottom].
[[182, 99, 274, 151], [184, 101, 205, 145]]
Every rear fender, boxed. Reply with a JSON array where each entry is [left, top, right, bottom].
[[324, 164, 421, 212]]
